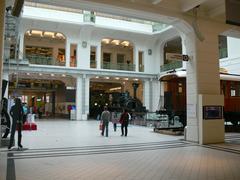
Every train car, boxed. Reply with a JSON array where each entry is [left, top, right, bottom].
[[159, 70, 240, 126]]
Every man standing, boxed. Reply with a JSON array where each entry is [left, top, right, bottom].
[[8, 98, 24, 150], [120, 109, 129, 137], [100, 106, 111, 137]]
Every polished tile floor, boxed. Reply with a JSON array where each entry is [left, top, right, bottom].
[[1, 119, 240, 180]]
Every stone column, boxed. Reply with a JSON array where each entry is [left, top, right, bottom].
[[65, 39, 70, 67], [76, 75, 83, 120], [183, 21, 225, 144]]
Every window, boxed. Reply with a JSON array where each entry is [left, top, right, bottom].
[[90, 47, 96, 61], [117, 54, 125, 64], [178, 83, 183, 93], [219, 35, 228, 59], [103, 53, 111, 63], [58, 48, 65, 62], [231, 89, 236, 97], [231, 82, 236, 97]]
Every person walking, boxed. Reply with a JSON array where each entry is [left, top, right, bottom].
[[8, 98, 24, 150], [119, 109, 129, 137], [100, 106, 111, 137], [111, 110, 118, 132]]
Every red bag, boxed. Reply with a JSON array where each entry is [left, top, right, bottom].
[[99, 122, 103, 130], [31, 123, 37, 130]]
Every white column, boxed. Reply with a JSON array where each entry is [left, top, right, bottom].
[[84, 76, 90, 119], [65, 39, 70, 67], [134, 46, 139, 72], [96, 43, 101, 69], [0, 0, 5, 147], [151, 80, 160, 112], [77, 42, 81, 68], [18, 33, 24, 59], [143, 80, 150, 111], [76, 76, 83, 120]]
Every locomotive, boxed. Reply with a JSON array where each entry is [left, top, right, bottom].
[[90, 90, 146, 118], [159, 70, 240, 126]]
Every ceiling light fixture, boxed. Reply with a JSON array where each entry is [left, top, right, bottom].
[[102, 38, 111, 44], [111, 39, 120, 45], [121, 41, 130, 46]]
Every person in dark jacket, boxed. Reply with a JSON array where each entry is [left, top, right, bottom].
[[8, 98, 24, 150], [119, 109, 129, 136]]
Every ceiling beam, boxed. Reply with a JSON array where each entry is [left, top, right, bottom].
[[180, 0, 207, 12], [151, 0, 163, 5]]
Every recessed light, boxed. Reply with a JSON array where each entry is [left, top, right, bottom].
[[115, 77, 120, 80], [51, 74, 55, 76], [39, 73, 42, 76]]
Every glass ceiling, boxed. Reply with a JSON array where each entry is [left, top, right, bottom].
[[24, 2, 170, 33]]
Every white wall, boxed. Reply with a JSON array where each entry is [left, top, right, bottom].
[[20, 14, 182, 75]]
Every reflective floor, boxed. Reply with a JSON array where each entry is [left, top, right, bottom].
[[1, 119, 240, 180]]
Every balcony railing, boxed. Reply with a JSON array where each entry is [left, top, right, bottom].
[[26, 55, 65, 66], [160, 61, 183, 72], [90, 60, 96, 68], [139, 64, 144, 72], [102, 62, 135, 71]]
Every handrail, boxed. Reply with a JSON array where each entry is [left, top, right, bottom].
[[26, 54, 65, 66], [160, 61, 183, 72], [102, 62, 135, 71]]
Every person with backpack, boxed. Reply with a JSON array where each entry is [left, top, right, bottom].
[[119, 109, 129, 137]]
